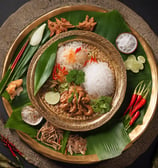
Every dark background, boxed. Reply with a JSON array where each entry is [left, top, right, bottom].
[[0, 0, 158, 168]]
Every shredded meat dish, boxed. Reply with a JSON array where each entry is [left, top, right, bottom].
[[67, 134, 87, 155], [60, 85, 93, 116], [37, 121, 64, 151]]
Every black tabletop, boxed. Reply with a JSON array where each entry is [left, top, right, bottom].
[[0, 0, 158, 168]]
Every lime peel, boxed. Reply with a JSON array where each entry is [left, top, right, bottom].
[[44, 91, 60, 105]]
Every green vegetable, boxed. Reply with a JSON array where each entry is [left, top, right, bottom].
[[68, 92, 74, 103], [58, 82, 69, 93], [34, 36, 76, 95], [91, 96, 112, 114], [66, 69, 85, 85], [60, 131, 70, 154], [34, 43, 57, 95]]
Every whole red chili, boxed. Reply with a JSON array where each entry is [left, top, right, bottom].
[[0, 134, 23, 157], [129, 111, 140, 126]]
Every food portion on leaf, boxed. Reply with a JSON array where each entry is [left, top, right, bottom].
[[37, 121, 87, 155], [37, 121, 64, 151], [48, 18, 75, 37], [6, 79, 23, 100], [66, 134, 87, 155], [76, 15, 97, 31], [124, 55, 146, 73]]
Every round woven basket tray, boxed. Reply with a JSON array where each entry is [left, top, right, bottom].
[[27, 30, 126, 132]]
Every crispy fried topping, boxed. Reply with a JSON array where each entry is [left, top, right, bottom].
[[48, 18, 75, 37], [76, 15, 97, 31], [6, 79, 23, 100]]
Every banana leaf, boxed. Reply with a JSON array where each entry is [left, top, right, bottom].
[[5, 10, 152, 160], [86, 122, 130, 159], [34, 36, 76, 95]]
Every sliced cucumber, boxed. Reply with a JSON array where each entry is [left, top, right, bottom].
[[45, 91, 60, 105], [124, 55, 145, 73], [137, 55, 146, 64]]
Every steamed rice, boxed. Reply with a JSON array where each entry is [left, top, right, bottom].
[[83, 62, 115, 97], [57, 41, 88, 70]]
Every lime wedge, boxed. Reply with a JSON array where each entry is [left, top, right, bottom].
[[45, 91, 60, 105]]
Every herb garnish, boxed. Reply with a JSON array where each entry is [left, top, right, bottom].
[[91, 96, 112, 114], [66, 69, 85, 85]]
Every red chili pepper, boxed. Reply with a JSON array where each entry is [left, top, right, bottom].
[[65, 147, 68, 155], [123, 81, 143, 116], [131, 83, 146, 109], [123, 93, 137, 116], [130, 98, 146, 117], [7, 144, 17, 157], [75, 47, 81, 54], [11, 39, 29, 70], [129, 86, 150, 117], [0, 134, 23, 156], [84, 56, 97, 67], [129, 111, 140, 126], [52, 64, 68, 82]]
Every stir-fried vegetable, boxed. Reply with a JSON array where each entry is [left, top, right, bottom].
[[91, 96, 112, 114]]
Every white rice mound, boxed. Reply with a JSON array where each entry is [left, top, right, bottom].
[[82, 62, 115, 97], [56, 41, 88, 70]]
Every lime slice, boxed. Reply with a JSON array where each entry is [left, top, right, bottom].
[[45, 91, 60, 105], [116, 33, 138, 54]]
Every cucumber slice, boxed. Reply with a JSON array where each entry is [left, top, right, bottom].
[[45, 91, 60, 105], [124, 55, 144, 73], [137, 55, 146, 63]]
